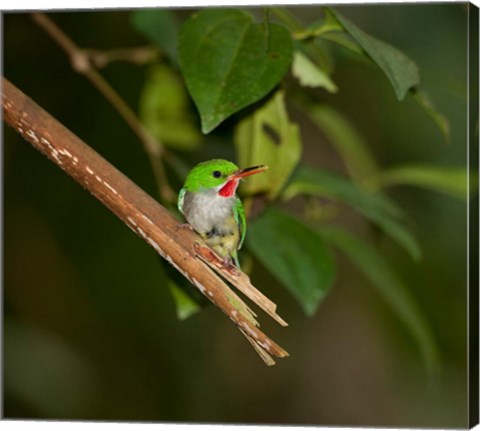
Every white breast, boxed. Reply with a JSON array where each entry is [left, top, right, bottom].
[[184, 190, 236, 234]]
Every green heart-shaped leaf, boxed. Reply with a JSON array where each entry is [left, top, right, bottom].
[[179, 9, 293, 133]]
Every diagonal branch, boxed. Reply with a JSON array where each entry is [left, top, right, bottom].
[[2, 77, 289, 366]]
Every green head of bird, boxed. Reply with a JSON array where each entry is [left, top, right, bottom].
[[182, 159, 268, 198]]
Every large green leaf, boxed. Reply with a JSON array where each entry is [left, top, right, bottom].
[[248, 207, 336, 316], [380, 164, 472, 200], [234, 90, 302, 199], [179, 9, 293, 133], [319, 226, 439, 375], [139, 65, 202, 151], [131, 9, 179, 63], [302, 103, 379, 188], [328, 8, 420, 100], [283, 166, 421, 260]]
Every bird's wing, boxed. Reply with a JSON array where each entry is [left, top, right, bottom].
[[177, 188, 186, 214], [234, 197, 246, 250]]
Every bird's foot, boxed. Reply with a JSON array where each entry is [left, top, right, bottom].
[[222, 257, 239, 275], [194, 243, 238, 275]]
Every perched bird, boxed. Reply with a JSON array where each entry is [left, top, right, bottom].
[[178, 159, 268, 267]]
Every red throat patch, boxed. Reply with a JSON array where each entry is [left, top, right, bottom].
[[219, 179, 239, 197]]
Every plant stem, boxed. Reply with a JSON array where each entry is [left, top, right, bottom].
[[269, 7, 304, 32], [31, 12, 176, 204], [86, 46, 160, 68]]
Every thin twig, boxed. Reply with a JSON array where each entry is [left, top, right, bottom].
[[31, 12, 175, 204], [86, 46, 160, 68], [2, 77, 289, 365], [269, 7, 304, 32]]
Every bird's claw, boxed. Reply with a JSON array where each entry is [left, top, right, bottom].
[[194, 243, 238, 275]]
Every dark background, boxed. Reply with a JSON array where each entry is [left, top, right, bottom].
[[3, 4, 471, 427]]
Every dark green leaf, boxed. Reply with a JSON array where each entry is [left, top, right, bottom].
[[328, 8, 420, 100], [248, 207, 336, 316], [179, 9, 293, 133], [381, 164, 472, 200], [234, 90, 302, 199], [131, 9, 178, 63], [319, 226, 439, 375], [139, 65, 202, 150], [283, 166, 421, 260]]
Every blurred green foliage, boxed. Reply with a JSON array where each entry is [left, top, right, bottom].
[[139, 64, 201, 150], [3, 4, 474, 427]]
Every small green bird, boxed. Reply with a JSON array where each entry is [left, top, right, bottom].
[[178, 159, 268, 267]]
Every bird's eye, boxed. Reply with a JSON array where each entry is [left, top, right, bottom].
[[212, 170, 222, 178]]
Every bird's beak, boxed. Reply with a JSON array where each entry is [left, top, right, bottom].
[[230, 165, 269, 180]]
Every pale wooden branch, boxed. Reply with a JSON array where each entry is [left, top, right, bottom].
[[2, 77, 289, 366]]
